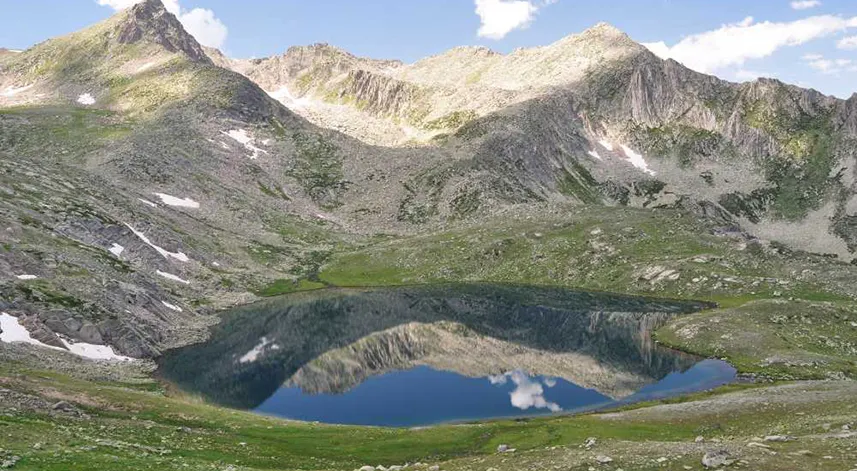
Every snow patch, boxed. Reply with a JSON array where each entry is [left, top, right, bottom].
[[267, 86, 312, 111], [77, 93, 95, 105], [15, 274, 37, 280], [161, 301, 183, 312], [61, 338, 132, 361], [108, 243, 124, 257], [587, 150, 602, 160], [1, 313, 131, 361], [598, 140, 614, 151], [0, 313, 50, 347], [138, 198, 159, 208], [238, 337, 280, 363], [620, 145, 656, 176], [221, 129, 267, 159], [136, 62, 156, 73], [2, 84, 33, 97], [125, 224, 190, 262], [156, 270, 190, 284], [154, 193, 199, 209]]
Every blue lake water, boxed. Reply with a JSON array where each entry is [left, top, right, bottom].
[[256, 360, 735, 427], [158, 284, 735, 427]]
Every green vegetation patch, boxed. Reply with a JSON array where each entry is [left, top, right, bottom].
[[636, 123, 732, 168], [254, 278, 325, 297], [422, 110, 478, 131], [16, 279, 86, 309], [320, 205, 829, 301], [0, 106, 134, 161], [658, 299, 857, 380], [288, 132, 348, 208], [1, 361, 856, 471], [742, 97, 838, 220]]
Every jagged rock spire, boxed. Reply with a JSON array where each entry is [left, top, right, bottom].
[[115, 0, 211, 63]]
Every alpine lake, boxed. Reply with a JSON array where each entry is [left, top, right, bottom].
[[158, 284, 736, 427]]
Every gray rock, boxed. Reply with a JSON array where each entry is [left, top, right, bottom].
[[702, 449, 733, 468], [51, 401, 74, 412], [496, 444, 509, 453], [595, 455, 613, 464], [1, 456, 20, 469], [78, 323, 104, 344], [763, 435, 794, 442]]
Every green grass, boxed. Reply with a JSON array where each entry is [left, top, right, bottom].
[[254, 278, 326, 297], [2, 360, 855, 471], [319, 205, 844, 303], [422, 110, 478, 131], [0, 106, 135, 161], [16, 279, 86, 309], [257, 180, 290, 200], [657, 299, 857, 380], [0, 364, 771, 471], [741, 95, 839, 220]]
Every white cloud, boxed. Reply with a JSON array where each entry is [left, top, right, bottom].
[[643, 15, 857, 74], [474, 0, 558, 40], [642, 41, 671, 59], [802, 53, 853, 74], [733, 69, 771, 81], [161, 0, 180, 15], [805, 56, 835, 72], [790, 0, 821, 10], [96, 0, 227, 49], [838, 35, 857, 49], [178, 8, 227, 49], [96, 0, 140, 8]]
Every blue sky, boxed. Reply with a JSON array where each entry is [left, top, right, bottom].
[[2, 0, 857, 98]]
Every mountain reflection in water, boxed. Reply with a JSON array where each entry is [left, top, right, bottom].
[[158, 284, 735, 426]]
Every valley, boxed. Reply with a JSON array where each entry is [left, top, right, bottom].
[[0, 0, 856, 469]]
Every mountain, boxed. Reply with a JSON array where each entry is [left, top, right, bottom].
[[0, 0, 365, 356], [227, 23, 857, 259], [1, 0, 856, 361]]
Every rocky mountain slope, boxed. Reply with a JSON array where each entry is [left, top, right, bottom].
[[0, 0, 375, 357], [228, 24, 857, 260], [0, 0, 856, 362]]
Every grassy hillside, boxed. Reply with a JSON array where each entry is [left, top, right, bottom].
[[2, 355, 856, 471], [319, 206, 857, 380]]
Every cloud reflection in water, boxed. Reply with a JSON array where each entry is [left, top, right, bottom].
[[488, 370, 561, 412]]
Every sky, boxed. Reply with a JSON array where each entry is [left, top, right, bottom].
[[2, 0, 857, 98]]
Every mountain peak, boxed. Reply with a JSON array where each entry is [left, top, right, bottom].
[[585, 22, 625, 35], [115, 0, 210, 62], [542, 21, 642, 57]]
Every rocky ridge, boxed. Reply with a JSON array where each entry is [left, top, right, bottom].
[[226, 23, 857, 260]]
